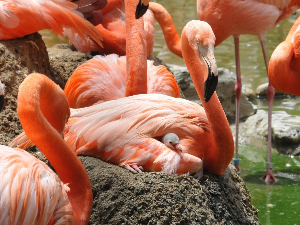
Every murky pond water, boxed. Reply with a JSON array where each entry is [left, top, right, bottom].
[[40, 1, 300, 223]]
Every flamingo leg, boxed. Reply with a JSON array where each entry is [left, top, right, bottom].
[[123, 164, 144, 173], [233, 36, 241, 171], [259, 34, 277, 183]]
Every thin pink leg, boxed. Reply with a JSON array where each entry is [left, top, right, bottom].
[[233, 36, 241, 171], [123, 164, 143, 173], [259, 34, 277, 183]]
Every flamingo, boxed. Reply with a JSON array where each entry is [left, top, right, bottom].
[[64, 0, 179, 108], [268, 17, 300, 181], [269, 16, 300, 96], [197, 0, 300, 182], [64, 54, 179, 108], [1, 73, 92, 224], [0, 0, 102, 50], [12, 20, 233, 175], [68, 0, 155, 57]]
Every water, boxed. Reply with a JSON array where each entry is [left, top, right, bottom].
[[40, 1, 300, 223]]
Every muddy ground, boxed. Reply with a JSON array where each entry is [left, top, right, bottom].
[[0, 33, 260, 224]]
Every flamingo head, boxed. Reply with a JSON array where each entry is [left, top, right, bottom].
[[162, 133, 183, 153]]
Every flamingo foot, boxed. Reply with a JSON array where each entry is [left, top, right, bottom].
[[122, 164, 144, 173], [261, 163, 277, 184], [193, 168, 203, 180], [233, 158, 241, 171]]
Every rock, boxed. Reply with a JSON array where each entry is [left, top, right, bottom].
[[0, 33, 54, 145], [255, 83, 286, 96], [174, 68, 257, 121], [79, 156, 260, 225], [236, 110, 300, 155], [48, 44, 94, 88]]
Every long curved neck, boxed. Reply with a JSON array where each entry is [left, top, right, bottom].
[[125, 0, 148, 96], [17, 74, 92, 224], [181, 34, 234, 175], [149, 2, 182, 57]]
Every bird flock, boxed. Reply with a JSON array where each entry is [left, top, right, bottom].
[[0, 0, 299, 224]]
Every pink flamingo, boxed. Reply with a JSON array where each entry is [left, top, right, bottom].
[[1, 73, 92, 224], [12, 20, 234, 176], [64, 0, 179, 108], [0, 0, 103, 50], [197, 0, 300, 182]]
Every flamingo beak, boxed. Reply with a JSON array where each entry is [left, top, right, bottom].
[[135, 0, 149, 19], [172, 143, 183, 153], [0, 81, 5, 112], [203, 48, 218, 102]]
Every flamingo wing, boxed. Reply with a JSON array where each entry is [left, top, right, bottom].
[[0, 145, 73, 224], [0, 0, 102, 48]]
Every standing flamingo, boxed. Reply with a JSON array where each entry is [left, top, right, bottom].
[[0, 0, 102, 49], [64, 0, 179, 108], [11, 20, 233, 176], [197, 0, 300, 182], [268, 17, 300, 181], [269, 16, 300, 96], [1, 73, 92, 224], [68, 0, 155, 57]]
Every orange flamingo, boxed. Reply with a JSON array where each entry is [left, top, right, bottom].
[[0, 0, 102, 49], [12, 20, 233, 176], [62, 20, 233, 175], [64, 54, 179, 108], [2, 73, 92, 224], [64, 0, 179, 108], [68, 0, 155, 57], [269, 16, 300, 96], [197, 0, 300, 182]]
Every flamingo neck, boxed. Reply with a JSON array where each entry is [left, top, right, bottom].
[[181, 34, 234, 175], [149, 2, 182, 57], [125, 0, 148, 96], [17, 74, 92, 224]]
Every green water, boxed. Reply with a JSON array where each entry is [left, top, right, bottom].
[[239, 145, 300, 224], [40, 1, 300, 223]]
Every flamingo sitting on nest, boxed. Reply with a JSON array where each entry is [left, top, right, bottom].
[[1, 73, 92, 224], [11, 20, 234, 176]]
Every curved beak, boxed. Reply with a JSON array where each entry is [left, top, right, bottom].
[[202, 47, 218, 102], [135, 0, 149, 19], [172, 143, 183, 153]]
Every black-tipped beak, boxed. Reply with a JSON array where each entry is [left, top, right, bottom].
[[204, 62, 218, 102], [0, 95, 3, 111], [135, 0, 149, 19]]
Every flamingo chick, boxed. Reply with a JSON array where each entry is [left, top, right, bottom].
[[2, 73, 92, 224], [162, 133, 183, 153], [0, 0, 103, 49]]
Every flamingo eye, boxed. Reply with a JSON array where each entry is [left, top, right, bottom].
[[169, 141, 173, 144], [196, 39, 200, 44]]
